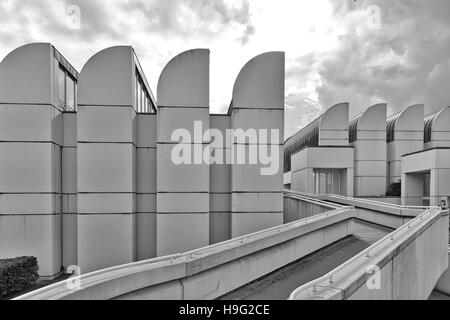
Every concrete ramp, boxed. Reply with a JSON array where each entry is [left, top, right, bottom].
[[14, 194, 449, 300], [289, 207, 449, 300]]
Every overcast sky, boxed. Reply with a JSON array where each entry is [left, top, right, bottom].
[[1, 0, 449, 138]]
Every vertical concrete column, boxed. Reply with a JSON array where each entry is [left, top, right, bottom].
[[136, 114, 157, 260], [401, 173, 424, 206], [61, 112, 77, 268], [319, 103, 349, 146], [431, 150, 450, 206], [387, 104, 424, 185], [77, 47, 137, 273], [425, 107, 450, 149], [304, 168, 315, 194], [291, 150, 308, 193], [156, 49, 210, 255], [209, 115, 231, 244], [0, 43, 65, 278], [351, 104, 387, 197], [230, 52, 285, 237], [346, 168, 355, 197]]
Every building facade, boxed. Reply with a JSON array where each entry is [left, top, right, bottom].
[[286, 103, 450, 209], [0, 43, 285, 276], [285, 103, 354, 196]]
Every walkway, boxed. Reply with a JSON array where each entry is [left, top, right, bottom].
[[219, 222, 390, 300]]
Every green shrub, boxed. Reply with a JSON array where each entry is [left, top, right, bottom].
[[0, 256, 39, 297], [386, 181, 402, 197]]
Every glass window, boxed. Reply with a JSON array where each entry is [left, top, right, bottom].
[[57, 64, 77, 111], [58, 66, 66, 108], [135, 69, 154, 114], [423, 173, 431, 197], [135, 75, 139, 111], [314, 169, 341, 195], [144, 95, 148, 113], [141, 87, 145, 113], [66, 75, 76, 111]]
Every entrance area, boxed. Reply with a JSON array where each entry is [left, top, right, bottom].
[[402, 148, 450, 207], [314, 169, 347, 196]]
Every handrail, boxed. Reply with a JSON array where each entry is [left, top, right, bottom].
[[171, 206, 354, 259], [15, 207, 354, 300], [284, 190, 438, 214], [288, 207, 445, 300], [325, 194, 433, 210], [284, 191, 344, 210]]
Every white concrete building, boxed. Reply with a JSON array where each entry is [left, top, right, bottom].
[[0, 43, 285, 276], [285, 103, 354, 196], [386, 104, 424, 186], [402, 107, 450, 207], [230, 52, 285, 238], [349, 104, 387, 197], [0, 43, 78, 279], [1, 42, 449, 281], [76, 46, 157, 272], [287, 102, 450, 211]]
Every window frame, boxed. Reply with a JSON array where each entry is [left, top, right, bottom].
[[57, 63, 77, 112]]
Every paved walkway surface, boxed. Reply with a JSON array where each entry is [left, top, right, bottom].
[[219, 223, 390, 300]]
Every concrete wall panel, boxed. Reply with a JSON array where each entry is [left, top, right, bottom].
[[137, 114, 157, 148], [351, 104, 387, 197], [209, 193, 231, 212], [231, 213, 283, 238], [77, 106, 136, 142], [0, 43, 53, 105], [77, 143, 135, 192], [157, 49, 210, 255], [0, 215, 61, 278], [209, 212, 231, 245], [157, 49, 209, 108], [77, 214, 136, 273], [78, 46, 134, 107], [0, 105, 62, 143], [136, 148, 157, 193], [319, 103, 349, 146], [136, 213, 157, 261], [157, 193, 209, 214], [232, 52, 285, 109], [78, 193, 135, 214], [157, 107, 210, 143], [231, 193, 283, 213], [0, 143, 60, 193], [0, 194, 59, 215], [157, 214, 209, 256], [157, 145, 209, 192]]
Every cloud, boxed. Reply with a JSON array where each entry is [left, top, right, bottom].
[[285, 92, 322, 138], [0, 0, 256, 108], [1, 0, 450, 138], [316, 0, 450, 117], [119, 0, 253, 40]]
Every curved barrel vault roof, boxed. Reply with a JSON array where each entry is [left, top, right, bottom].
[[320, 102, 349, 131], [387, 104, 424, 142], [232, 52, 285, 109], [0, 43, 54, 104], [157, 49, 209, 108], [424, 106, 450, 143], [284, 103, 349, 173], [78, 46, 142, 107], [358, 103, 387, 130], [349, 103, 387, 142]]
